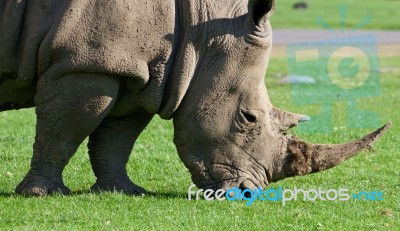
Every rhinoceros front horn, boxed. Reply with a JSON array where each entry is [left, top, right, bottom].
[[281, 123, 392, 178]]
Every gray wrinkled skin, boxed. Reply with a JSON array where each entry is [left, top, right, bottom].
[[0, 0, 390, 196]]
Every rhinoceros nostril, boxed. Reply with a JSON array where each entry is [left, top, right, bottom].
[[241, 110, 257, 123], [239, 186, 252, 198]]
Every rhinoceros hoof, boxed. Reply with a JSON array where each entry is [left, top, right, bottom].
[[15, 179, 71, 196], [90, 180, 147, 196]]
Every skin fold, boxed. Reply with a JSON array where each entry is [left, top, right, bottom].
[[0, 0, 390, 196]]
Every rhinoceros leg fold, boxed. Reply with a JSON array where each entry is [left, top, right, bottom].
[[285, 123, 392, 177], [271, 107, 310, 131], [88, 112, 153, 196], [15, 74, 119, 196]]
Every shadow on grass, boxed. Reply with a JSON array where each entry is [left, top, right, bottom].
[[0, 192, 15, 197], [147, 191, 187, 199], [0, 190, 187, 199], [72, 190, 187, 199]]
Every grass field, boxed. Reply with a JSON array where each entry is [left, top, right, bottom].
[[1, 1, 400, 230]]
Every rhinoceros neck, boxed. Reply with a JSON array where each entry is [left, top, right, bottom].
[[157, 0, 200, 119]]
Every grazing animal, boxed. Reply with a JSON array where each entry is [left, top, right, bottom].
[[0, 0, 390, 196]]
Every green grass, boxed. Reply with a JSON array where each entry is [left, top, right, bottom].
[[271, 0, 400, 30], [0, 55, 399, 230]]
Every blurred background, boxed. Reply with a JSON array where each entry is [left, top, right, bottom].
[[264, 0, 400, 135], [271, 0, 400, 30]]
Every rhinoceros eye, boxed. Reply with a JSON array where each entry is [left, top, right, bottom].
[[240, 109, 257, 124]]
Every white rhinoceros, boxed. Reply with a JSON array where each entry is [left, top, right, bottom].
[[0, 0, 390, 196]]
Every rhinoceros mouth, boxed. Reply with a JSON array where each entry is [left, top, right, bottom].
[[193, 162, 269, 191], [195, 177, 267, 193]]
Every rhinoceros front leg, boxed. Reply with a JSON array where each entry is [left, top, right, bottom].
[[88, 112, 153, 195], [15, 74, 119, 196]]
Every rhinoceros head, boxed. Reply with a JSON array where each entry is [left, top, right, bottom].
[[161, 0, 391, 191]]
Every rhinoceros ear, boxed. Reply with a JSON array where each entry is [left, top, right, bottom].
[[248, 0, 274, 27]]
